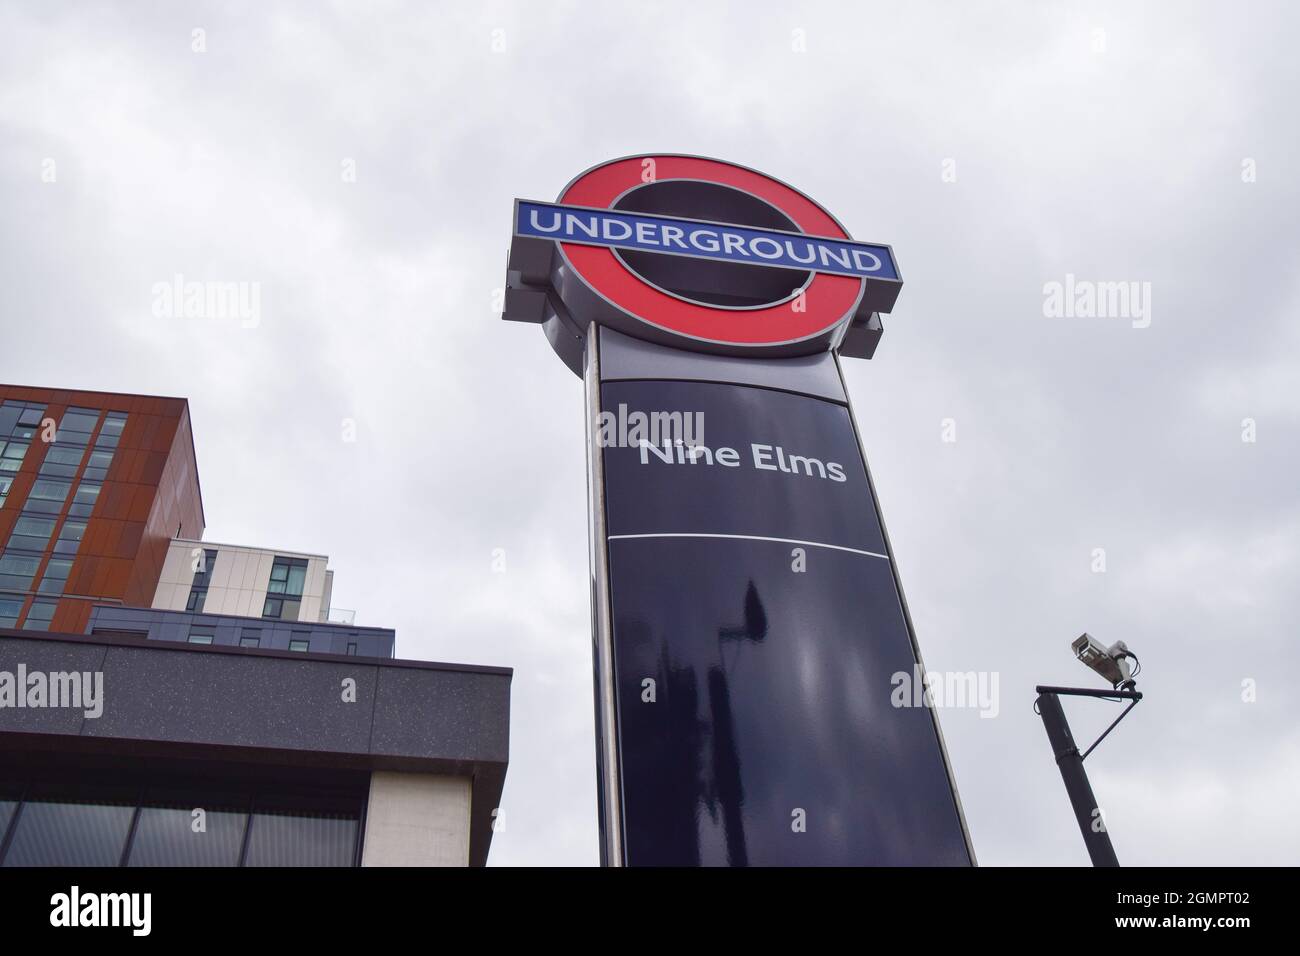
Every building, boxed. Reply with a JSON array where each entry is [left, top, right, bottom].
[[0, 385, 510, 867], [90, 538, 397, 658]]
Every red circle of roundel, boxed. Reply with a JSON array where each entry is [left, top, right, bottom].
[[557, 156, 862, 347]]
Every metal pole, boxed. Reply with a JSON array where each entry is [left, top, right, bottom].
[[583, 323, 624, 866], [1035, 691, 1120, 867]]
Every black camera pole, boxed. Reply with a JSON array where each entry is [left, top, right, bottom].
[[1034, 685, 1142, 867]]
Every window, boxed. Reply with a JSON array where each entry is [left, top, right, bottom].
[[25, 479, 71, 514], [0, 403, 46, 496], [0, 405, 25, 434], [22, 600, 56, 630], [57, 409, 100, 436], [185, 548, 217, 613], [0, 402, 45, 444], [263, 596, 303, 620], [126, 805, 247, 867], [34, 408, 125, 484], [187, 626, 215, 645], [265, 556, 308, 620], [86, 449, 113, 470], [346, 642, 357, 656], [68, 483, 101, 518], [241, 811, 358, 867], [82, 449, 115, 482], [0, 552, 41, 590], [193, 549, 217, 578], [262, 596, 301, 620], [1, 798, 135, 867], [0, 442, 29, 472], [288, 638, 310, 653], [268, 558, 308, 596], [38, 444, 85, 478], [1, 404, 33, 428], [37, 558, 73, 595], [8, 515, 56, 551], [0, 594, 24, 627], [93, 414, 126, 451], [12, 514, 57, 536], [29, 478, 69, 498], [52, 520, 87, 555], [0, 763, 362, 868], [39, 409, 90, 477], [239, 629, 261, 648], [42, 446, 83, 466]]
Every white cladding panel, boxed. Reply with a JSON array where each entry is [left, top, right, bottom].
[[149, 539, 334, 623]]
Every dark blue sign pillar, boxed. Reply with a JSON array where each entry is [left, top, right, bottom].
[[506, 155, 974, 866], [584, 327, 971, 865]]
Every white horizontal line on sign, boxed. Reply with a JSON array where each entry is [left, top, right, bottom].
[[606, 532, 889, 560]]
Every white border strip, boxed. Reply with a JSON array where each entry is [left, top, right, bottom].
[[607, 532, 889, 560]]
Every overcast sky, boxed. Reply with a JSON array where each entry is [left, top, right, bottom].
[[2, 1, 1296, 866]]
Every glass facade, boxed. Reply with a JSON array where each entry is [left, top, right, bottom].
[[263, 556, 307, 620], [242, 812, 359, 867], [0, 403, 45, 499], [185, 547, 218, 612], [0, 595, 22, 628], [3, 798, 137, 867], [0, 404, 128, 628], [0, 402, 48, 624], [21, 599, 56, 630], [126, 806, 249, 867], [187, 625, 215, 644], [0, 761, 363, 867]]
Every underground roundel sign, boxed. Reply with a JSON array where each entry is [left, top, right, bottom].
[[504, 154, 902, 364]]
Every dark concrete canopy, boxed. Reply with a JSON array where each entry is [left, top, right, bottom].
[[0, 628, 511, 866]]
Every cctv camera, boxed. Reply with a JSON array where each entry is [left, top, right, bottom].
[[1071, 633, 1137, 690]]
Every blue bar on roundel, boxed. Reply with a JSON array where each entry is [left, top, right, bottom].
[[516, 200, 899, 281]]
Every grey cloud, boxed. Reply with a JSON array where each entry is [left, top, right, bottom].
[[1, 0, 1295, 865]]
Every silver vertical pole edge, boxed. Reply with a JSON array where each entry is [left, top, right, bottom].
[[583, 323, 625, 866]]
